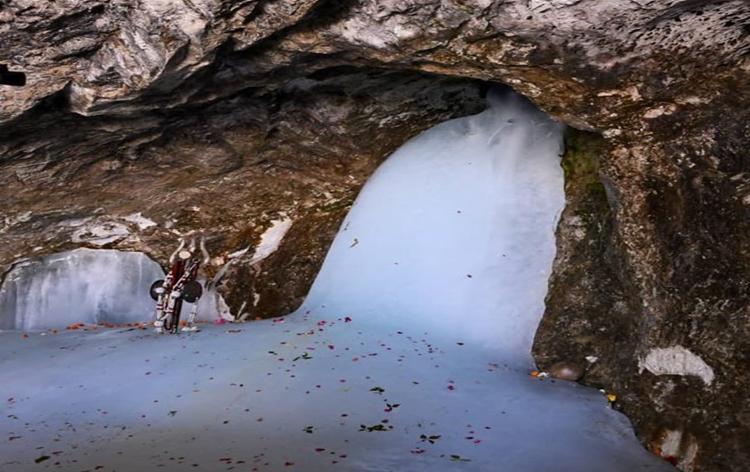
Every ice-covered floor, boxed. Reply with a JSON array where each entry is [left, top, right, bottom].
[[0, 89, 675, 472], [0, 319, 672, 472]]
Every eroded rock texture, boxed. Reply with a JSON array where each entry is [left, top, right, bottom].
[[1, 1, 750, 470]]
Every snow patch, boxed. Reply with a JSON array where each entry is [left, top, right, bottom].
[[190, 277, 227, 322], [655, 429, 699, 472], [123, 212, 157, 229], [227, 246, 250, 259], [660, 429, 683, 456], [71, 221, 130, 245], [639, 346, 715, 386], [248, 217, 294, 265]]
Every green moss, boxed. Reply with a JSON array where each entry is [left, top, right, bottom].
[[560, 128, 610, 221], [561, 129, 601, 188]]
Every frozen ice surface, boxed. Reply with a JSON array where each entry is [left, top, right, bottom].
[[0, 320, 675, 472], [302, 87, 566, 365], [0, 89, 675, 472], [0, 249, 163, 330]]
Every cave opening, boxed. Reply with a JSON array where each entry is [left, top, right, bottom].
[[0, 80, 678, 472]]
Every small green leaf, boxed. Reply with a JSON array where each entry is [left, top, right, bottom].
[[35, 455, 50, 464]]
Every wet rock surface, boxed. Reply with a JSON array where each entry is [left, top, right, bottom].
[[2, 1, 750, 470]]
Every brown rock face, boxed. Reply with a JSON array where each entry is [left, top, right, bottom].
[[2, 1, 750, 470]]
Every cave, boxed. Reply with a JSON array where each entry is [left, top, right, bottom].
[[2, 1, 750, 470]]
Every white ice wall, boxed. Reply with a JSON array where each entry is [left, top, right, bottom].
[[0, 248, 164, 330], [301, 88, 565, 364]]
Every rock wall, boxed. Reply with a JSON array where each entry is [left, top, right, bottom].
[[536, 96, 750, 471], [2, 1, 750, 470]]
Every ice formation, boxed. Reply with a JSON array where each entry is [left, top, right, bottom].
[[0, 248, 163, 330], [303, 87, 565, 364], [0, 89, 676, 472]]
